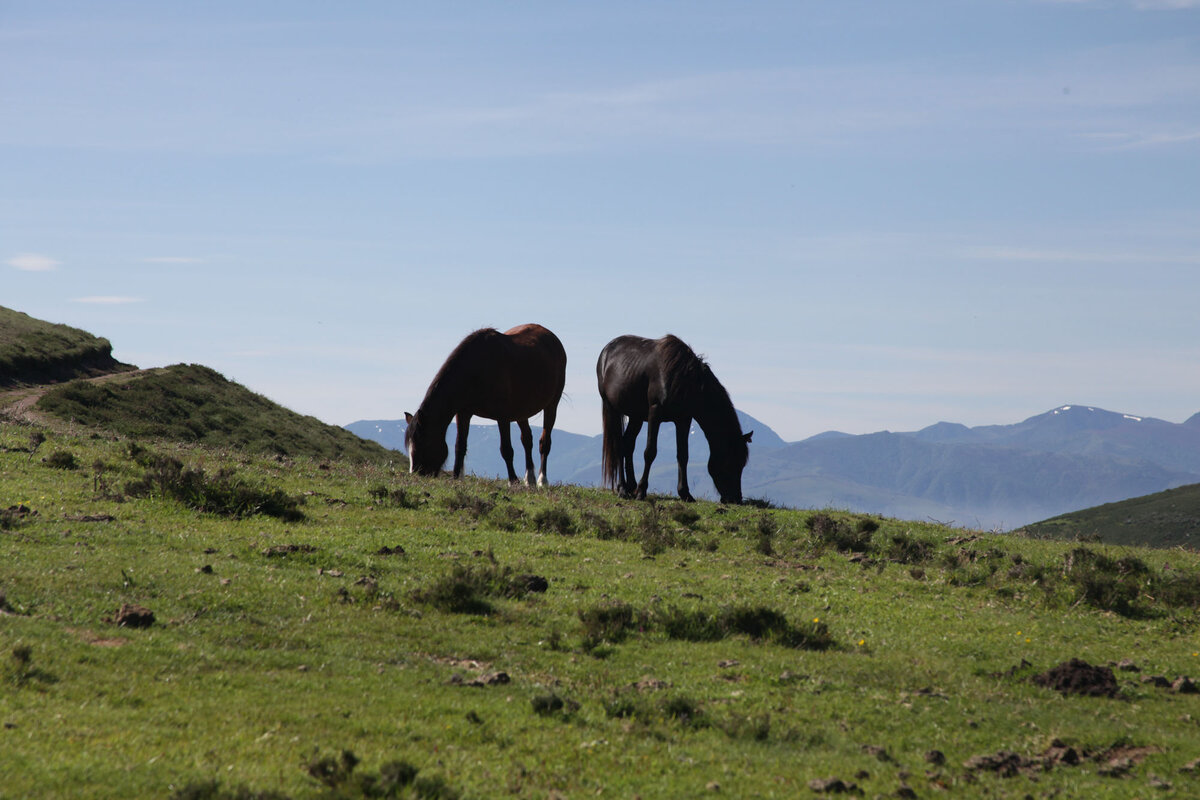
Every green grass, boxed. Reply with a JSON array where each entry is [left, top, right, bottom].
[[2, 418, 1200, 799], [0, 305, 132, 386], [34, 364, 397, 463]]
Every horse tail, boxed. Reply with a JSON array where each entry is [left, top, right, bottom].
[[600, 398, 624, 491]]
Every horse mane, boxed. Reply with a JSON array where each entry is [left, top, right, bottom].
[[658, 335, 745, 462], [656, 335, 706, 402], [419, 328, 501, 412]]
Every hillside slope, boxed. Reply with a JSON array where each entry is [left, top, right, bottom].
[[0, 305, 134, 386], [1023, 482, 1200, 549], [36, 364, 397, 463]]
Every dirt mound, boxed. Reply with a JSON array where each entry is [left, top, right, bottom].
[[107, 603, 155, 628], [1033, 658, 1119, 698]]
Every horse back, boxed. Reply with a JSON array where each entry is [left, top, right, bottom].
[[463, 324, 565, 420], [597, 334, 695, 421]]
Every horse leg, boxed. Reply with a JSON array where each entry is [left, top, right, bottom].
[[675, 417, 695, 502], [453, 413, 472, 478], [636, 415, 661, 501], [497, 421, 520, 482], [516, 418, 536, 487], [619, 417, 643, 498], [537, 405, 556, 487]]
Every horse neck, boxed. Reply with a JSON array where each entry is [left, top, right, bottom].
[[417, 364, 469, 430], [692, 381, 741, 439]]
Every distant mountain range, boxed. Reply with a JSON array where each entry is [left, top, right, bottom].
[[347, 404, 1200, 531]]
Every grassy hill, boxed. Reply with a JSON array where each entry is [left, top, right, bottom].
[[0, 306, 135, 386], [3, 413, 1200, 799], [1022, 483, 1200, 549], [33, 363, 396, 463]]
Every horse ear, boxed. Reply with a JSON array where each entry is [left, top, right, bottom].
[[744, 431, 754, 443], [404, 412, 414, 424]]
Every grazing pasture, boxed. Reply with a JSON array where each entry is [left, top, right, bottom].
[[2, 417, 1199, 799]]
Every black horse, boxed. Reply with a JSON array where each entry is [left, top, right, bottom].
[[597, 334, 751, 504]]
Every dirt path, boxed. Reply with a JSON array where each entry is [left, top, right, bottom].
[[0, 369, 154, 426]]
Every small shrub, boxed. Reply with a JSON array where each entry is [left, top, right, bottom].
[[367, 485, 419, 509], [885, 532, 935, 564], [531, 692, 579, 718], [169, 780, 291, 800], [806, 513, 873, 553], [442, 489, 493, 518], [584, 511, 623, 541], [754, 514, 778, 556], [300, 749, 424, 798], [637, 505, 675, 556], [534, 507, 575, 535], [413, 775, 460, 800], [604, 691, 707, 730], [671, 507, 702, 527], [377, 761, 420, 793], [411, 562, 542, 615], [579, 600, 638, 649], [1064, 547, 1149, 616], [304, 749, 360, 789], [7, 644, 33, 687], [44, 449, 78, 470], [1156, 571, 1200, 609], [655, 604, 834, 650], [124, 456, 304, 521], [717, 713, 773, 742], [487, 504, 525, 531], [6, 643, 56, 688], [662, 695, 706, 727], [946, 563, 1000, 587], [743, 496, 777, 509], [1, 506, 27, 531], [656, 606, 725, 643]]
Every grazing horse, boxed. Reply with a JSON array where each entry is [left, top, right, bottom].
[[404, 324, 567, 486], [597, 334, 751, 504]]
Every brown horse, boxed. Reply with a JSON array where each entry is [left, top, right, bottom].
[[405, 323, 567, 486], [597, 334, 751, 504]]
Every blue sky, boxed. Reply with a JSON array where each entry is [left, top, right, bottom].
[[4, 1, 1199, 441]]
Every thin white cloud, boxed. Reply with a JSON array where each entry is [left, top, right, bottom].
[[8, 253, 60, 271], [959, 246, 1200, 264], [1134, 0, 1200, 8], [71, 296, 145, 305], [1047, 0, 1200, 7]]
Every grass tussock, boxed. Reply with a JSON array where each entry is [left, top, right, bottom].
[[411, 559, 547, 615], [655, 605, 835, 650], [806, 513, 874, 553], [124, 454, 305, 522], [578, 600, 640, 650], [367, 485, 421, 509]]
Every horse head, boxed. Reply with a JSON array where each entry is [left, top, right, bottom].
[[708, 430, 752, 505], [404, 411, 448, 476]]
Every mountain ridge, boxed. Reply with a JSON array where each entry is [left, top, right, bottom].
[[350, 402, 1200, 535]]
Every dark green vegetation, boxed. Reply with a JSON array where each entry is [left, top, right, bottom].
[[4, 415, 1200, 799], [0, 305, 134, 386], [35, 364, 396, 463], [1024, 482, 1200, 550]]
